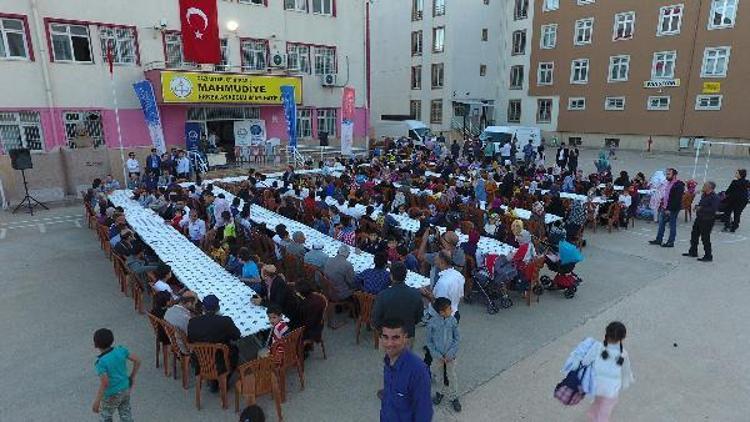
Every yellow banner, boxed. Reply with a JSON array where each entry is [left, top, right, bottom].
[[161, 71, 303, 104], [702, 82, 721, 94]]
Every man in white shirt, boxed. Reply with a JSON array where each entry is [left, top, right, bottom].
[[213, 194, 230, 228], [423, 250, 465, 321], [180, 210, 206, 244], [164, 293, 198, 353], [126, 152, 140, 176], [176, 151, 191, 179], [500, 142, 512, 164]]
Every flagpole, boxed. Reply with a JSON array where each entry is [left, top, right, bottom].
[[107, 45, 128, 185]]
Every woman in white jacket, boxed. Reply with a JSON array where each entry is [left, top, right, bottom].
[[587, 321, 634, 422]]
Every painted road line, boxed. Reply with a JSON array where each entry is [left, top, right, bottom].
[[37, 224, 46, 233], [0, 228, 6, 239], [74, 219, 82, 228]]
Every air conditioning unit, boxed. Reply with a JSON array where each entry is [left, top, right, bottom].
[[321, 73, 337, 86], [270, 51, 287, 68]]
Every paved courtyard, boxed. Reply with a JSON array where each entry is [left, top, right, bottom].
[[0, 149, 748, 421]]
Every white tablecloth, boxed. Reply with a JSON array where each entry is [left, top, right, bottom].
[[109, 191, 270, 337]]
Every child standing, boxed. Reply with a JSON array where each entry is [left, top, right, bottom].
[[426, 297, 462, 412], [92, 328, 141, 422], [587, 321, 634, 422]]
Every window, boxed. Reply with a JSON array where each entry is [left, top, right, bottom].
[[410, 100, 422, 120], [312, 0, 333, 15], [314, 46, 335, 75], [431, 63, 444, 88], [216, 38, 230, 71], [411, 31, 423, 55], [287, 43, 310, 73], [570, 59, 589, 84], [434, 0, 446, 16], [164, 32, 195, 68], [568, 97, 586, 110], [515, 0, 529, 19], [98, 26, 136, 65], [578, 0, 595, 4], [296, 109, 312, 138], [430, 99, 443, 124], [608, 55, 630, 82], [709, 0, 738, 29], [242, 39, 268, 71], [0, 17, 31, 60], [480, 64, 487, 76], [0, 111, 44, 151], [695, 95, 723, 110], [432, 27, 445, 53], [413, 0, 424, 21], [605, 96, 626, 111], [510, 65, 524, 89], [507, 100, 522, 123], [411, 65, 422, 89], [543, 0, 559, 11], [568, 137, 582, 146], [484, 0, 490, 4], [652, 51, 677, 79], [512, 30, 526, 55], [658, 5, 683, 35], [647, 96, 670, 110], [538, 62, 554, 85], [537, 99, 553, 123], [64, 111, 104, 148], [613, 12, 635, 41], [50, 22, 92, 62], [701, 47, 731, 77], [284, 0, 308, 12], [574, 18, 594, 45], [239, 0, 265, 4], [481, 28, 488, 41], [317, 109, 337, 137], [541, 24, 557, 49]]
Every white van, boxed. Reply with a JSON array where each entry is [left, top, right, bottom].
[[374, 120, 432, 147], [480, 126, 541, 158]]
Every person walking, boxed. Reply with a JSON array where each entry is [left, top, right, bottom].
[[722, 168, 748, 233], [380, 318, 433, 422], [91, 328, 141, 422], [426, 297, 462, 412], [586, 322, 634, 422], [683, 181, 721, 262], [649, 168, 685, 248]]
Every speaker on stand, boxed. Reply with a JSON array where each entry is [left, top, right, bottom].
[[10, 148, 48, 215], [318, 131, 329, 163]]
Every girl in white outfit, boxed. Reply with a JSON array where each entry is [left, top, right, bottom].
[[588, 322, 634, 422]]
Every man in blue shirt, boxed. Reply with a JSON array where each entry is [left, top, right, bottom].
[[380, 318, 433, 422], [355, 252, 391, 295]]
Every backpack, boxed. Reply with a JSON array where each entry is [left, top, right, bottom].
[[553, 364, 588, 406]]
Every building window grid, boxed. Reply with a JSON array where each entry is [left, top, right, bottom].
[[412, 31, 423, 55], [430, 99, 443, 124], [608, 55, 630, 82], [537, 99, 552, 123], [514, 0, 529, 19], [164, 32, 196, 69], [433, 0, 446, 16], [613, 12, 635, 41], [242, 39, 268, 71], [568, 97, 586, 111], [480, 64, 487, 76], [538, 62, 554, 85], [574, 18, 594, 45], [296, 109, 313, 138], [316, 108, 337, 137], [215, 38, 231, 71], [481, 28, 488, 41], [433, 27, 445, 53], [695, 94, 722, 110], [411, 65, 422, 89], [410, 100, 422, 120], [709, 0, 738, 29], [314, 46, 336, 75], [570, 59, 589, 84], [701, 47, 731, 77], [647, 96, 671, 110], [284, 0, 308, 12], [239, 0, 265, 4], [658, 4, 684, 36], [510, 65, 524, 89], [431, 63, 444, 88], [578, 0, 595, 4], [50, 22, 93, 63], [64, 111, 105, 148], [604, 96, 626, 111], [507, 100, 522, 123], [652, 51, 677, 79], [0, 18, 30, 60], [0, 111, 44, 151], [543, 0, 559, 11], [98, 26, 136, 65], [312, 0, 334, 15], [541, 24, 557, 49], [286, 43, 310, 73], [512, 30, 527, 55], [412, 0, 424, 20]]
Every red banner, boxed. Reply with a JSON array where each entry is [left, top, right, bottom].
[[342, 86, 356, 123], [179, 0, 220, 64]]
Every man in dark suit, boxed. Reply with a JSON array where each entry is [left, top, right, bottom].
[[683, 181, 721, 262], [649, 168, 685, 247], [556, 142, 569, 169], [145, 148, 161, 176], [187, 295, 241, 391]]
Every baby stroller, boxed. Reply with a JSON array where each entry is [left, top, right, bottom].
[[467, 254, 516, 314], [538, 239, 584, 299]]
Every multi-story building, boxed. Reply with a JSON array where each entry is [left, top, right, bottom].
[[370, 0, 502, 138], [529, 0, 750, 153], [0, 0, 367, 204]]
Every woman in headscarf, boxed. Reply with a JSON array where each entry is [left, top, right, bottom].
[[512, 229, 537, 289], [474, 175, 487, 204], [595, 151, 610, 174]]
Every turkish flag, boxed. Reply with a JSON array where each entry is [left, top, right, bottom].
[[179, 0, 220, 64]]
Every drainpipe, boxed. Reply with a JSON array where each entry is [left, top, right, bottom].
[[30, 0, 70, 197], [678, 0, 703, 148], [365, 0, 371, 152]]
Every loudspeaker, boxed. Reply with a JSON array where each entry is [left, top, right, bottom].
[[10, 148, 32, 170], [318, 131, 329, 147]]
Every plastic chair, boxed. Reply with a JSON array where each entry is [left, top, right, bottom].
[[160, 322, 192, 389], [319, 274, 355, 330], [234, 356, 283, 421], [192, 342, 231, 410], [274, 328, 305, 402], [607, 205, 621, 233], [353, 291, 379, 349], [303, 292, 328, 359], [146, 313, 170, 377], [112, 255, 129, 295]]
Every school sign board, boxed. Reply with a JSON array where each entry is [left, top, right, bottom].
[[161, 71, 302, 104]]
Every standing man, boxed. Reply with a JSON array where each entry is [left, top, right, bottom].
[[372, 262, 424, 341], [555, 142, 569, 169], [649, 168, 685, 248], [683, 181, 721, 262], [451, 139, 461, 160], [379, 319, 433, 422], [523, 139, 535, 167], [422, 251, 465, 321], [176, 151, 191, 180], [146, 148, 161, 176]]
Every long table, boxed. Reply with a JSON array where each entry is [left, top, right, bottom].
[[109, 190, 270, 337]]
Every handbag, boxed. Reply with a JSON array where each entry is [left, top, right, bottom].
[[553, 364, 588, 406]]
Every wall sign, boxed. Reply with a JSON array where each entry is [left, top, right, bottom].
[[643, 79, 680, 88]]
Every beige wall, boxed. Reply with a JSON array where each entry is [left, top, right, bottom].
[[530, 0, 750, 140]]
